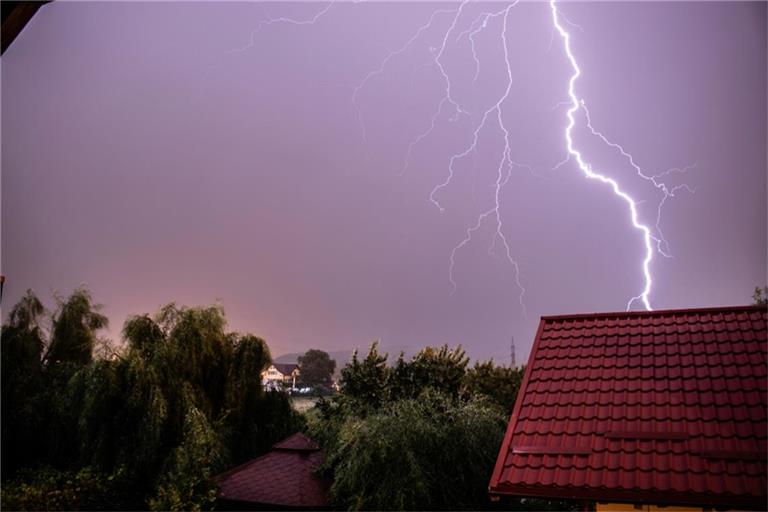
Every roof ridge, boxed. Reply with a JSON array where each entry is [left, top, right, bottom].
[[540, 304, 766, 321]]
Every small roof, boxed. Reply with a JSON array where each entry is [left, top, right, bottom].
[[271, 362, 300, 375], [489, 305, 767, 509], [273, 432, 321, 451], [216, 433, 330, 509]]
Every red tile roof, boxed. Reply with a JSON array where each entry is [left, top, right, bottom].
[[273, 432, 321, 451], [215, 433, 330, 509], [489, 305, 767, 509]]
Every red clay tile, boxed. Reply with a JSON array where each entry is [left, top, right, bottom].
[[489, 305, 767, 509], [215, 433, 330, 509]]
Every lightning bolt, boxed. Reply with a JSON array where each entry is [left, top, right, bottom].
[[351, 7, 462, 147], [349, 1, 527, 314], [396, 2, 476, 175], [227, 1, 336, 55], [550, 0, 659, 311], [441, 4, 527, 317], [580, 101, 696, 257], [223, 0, 693, 317]]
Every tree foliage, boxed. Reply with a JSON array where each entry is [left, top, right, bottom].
[[323, 393, 506, 510], [1, 289, 301, 510], [298, 348, 336, 388], [462, 360, 526, 412], [309, 342, 528, 510], [340, 342, 389, 409], [46, 287, 108, 367], [1, 290, 47, 476]]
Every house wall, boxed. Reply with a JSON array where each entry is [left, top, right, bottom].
[[263, 366, 285, 380]]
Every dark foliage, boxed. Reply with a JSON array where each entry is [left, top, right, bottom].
[[1, 289, 301, 511], [309, 342, 528, 510], [462, 360, 526, 413], [1, 290, 47, 476], [298, 348, 336, 388]]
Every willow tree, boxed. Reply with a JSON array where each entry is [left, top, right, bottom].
[[2, 291, 302, 510], [1, 290, 47, 475], [46, 287, 108, 367]]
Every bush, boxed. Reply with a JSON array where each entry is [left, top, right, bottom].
[[316, 392, 507, 510], [308, 343, 533, 510], [1, 466, 133, 511]]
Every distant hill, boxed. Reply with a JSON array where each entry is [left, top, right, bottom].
[[274, 349, 356, 367], [274, 345, 418, 370]]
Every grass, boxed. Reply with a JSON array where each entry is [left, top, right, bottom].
[[290, 396, 320, 413]]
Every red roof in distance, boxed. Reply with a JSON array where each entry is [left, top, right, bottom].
[[489, 305, 767, 509], [215, 433, 330, 509]]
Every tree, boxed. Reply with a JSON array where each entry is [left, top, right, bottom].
[[340, 342, 389, 409], [388, 345, 469, 402], [462, 361, 525, 412], [308, 344, 546, 510], [752, 286, 768, 305], [1, 290, 47, 475], [316, 392, 507, 510], [1, 289, 303, 510], [46, 287, 108, 367], [298, 349, 336, 388]]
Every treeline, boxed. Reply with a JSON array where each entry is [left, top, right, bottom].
[[307, 343, 531, 510], [1, 288, 300, 510], [2, 287, 554, 511]]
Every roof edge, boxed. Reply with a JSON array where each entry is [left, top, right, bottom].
[[488, 482, 766, 510], [488, 318, 548, 490], [539, 304, 766, 322]]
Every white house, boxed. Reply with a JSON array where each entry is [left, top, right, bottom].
[[261, 362, 300, 390]]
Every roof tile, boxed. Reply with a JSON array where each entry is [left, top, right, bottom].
[[215, 434, 330, 508], [489, 305, 768, 509]]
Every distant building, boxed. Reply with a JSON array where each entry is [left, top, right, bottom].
[[489, 304, 767, 511], [261, 362, 300, 390]]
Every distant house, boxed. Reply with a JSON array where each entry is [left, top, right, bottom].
[[261, 362, 300, 390], [489, 305, 767, 511], [215, 433, 330, 510]]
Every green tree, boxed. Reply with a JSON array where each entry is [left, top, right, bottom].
[[122, 314, 164, 357], [462, 361, 525, 412], [46, 287, 108, 367], [340, 341, 389, 409], [1, 290, 47, 475], [1, 290, 302, 511], [316, 392, 506, 510], [309, 343, 531, 510], [298, 349, 336, 388], [388, 345, 469, 401]]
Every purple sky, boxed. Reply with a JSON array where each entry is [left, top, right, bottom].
[[2, 1, 766, 363]]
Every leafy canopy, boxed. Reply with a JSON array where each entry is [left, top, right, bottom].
[[1, 289, 301, 511], [309, 341, 527, 510], [298, 349, 336, 388]]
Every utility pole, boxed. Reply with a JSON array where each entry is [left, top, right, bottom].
[[510, 335, 516, 368]]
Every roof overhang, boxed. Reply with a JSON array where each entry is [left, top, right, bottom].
[[1, 1, 51, 54], [489, 482, 767, 511]]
